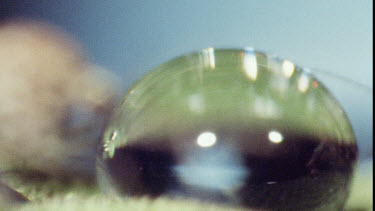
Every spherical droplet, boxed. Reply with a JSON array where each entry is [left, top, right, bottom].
[[97, 48, 358, 210]]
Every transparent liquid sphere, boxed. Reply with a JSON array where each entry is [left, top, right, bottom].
[[97, 48, 358, 210]]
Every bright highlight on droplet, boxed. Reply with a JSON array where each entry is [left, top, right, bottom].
[[281, 60, 295, 78], [268, 130, 283, 143], [298, 73, 310, 93], [208, 48, 215, 69], [197, 131, 217, 147], [110, 130, 118, 140], [243, 47, 258, 81], [202, 47, 215, 69]]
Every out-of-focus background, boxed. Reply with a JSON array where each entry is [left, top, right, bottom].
[[0, 0, 372, 209], [1, 0, 372, 159], [0, 1, 371, 85]]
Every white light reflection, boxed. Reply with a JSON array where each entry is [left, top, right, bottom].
[[197, 131, 217, 147], [243, 47, 258, 81], [268, 130, 283, 144], [110, 130, 118, 141], [281, 60, 295, 78], [103, 130, 118, 158], [203, 47, 215, 69], [298, 73, 310, 93]]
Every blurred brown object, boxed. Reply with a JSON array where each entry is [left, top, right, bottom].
[[0, 20, 120, 178]]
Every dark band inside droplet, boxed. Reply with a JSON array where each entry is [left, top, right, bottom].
[[104, 130, 357, 210]]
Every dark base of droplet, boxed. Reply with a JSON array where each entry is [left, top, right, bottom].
[[239, 138, 357, 210], [104, 143, 179, 197], [103, 135, 357, 210], [238, 170, 353, 210]]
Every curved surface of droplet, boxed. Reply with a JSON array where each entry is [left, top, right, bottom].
[[97, 48, 358, 210]]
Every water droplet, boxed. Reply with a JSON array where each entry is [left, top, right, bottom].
[[97, 48, 358, 210]]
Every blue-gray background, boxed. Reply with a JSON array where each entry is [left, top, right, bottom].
[[1, 0, 372, 159]]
